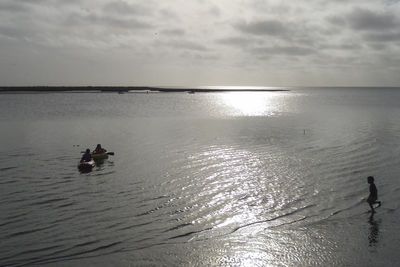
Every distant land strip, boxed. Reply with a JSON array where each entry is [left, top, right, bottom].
[[0, 86, 289, 93]]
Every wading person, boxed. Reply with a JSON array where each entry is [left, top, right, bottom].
[[367, 176, 381, 212]]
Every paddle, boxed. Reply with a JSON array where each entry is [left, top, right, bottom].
[[80, 151, 115, 155]]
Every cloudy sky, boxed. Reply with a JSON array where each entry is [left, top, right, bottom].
[[1, 0, 400, 87]]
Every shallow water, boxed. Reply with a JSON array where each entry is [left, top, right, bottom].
[[1, 88, 400, 266]]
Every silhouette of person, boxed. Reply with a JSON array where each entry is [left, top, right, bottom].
[[80, 148, 92, 163], [367, 176, 381, 213], [93, 144, 107, 154]]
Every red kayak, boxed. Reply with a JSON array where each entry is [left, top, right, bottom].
[[78, 159, 95, 172]]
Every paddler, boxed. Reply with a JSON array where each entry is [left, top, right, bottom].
[[93, 144, 107, 154], [80, 149, 92, 162]]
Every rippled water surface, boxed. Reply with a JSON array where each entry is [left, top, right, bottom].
[[1, 88, 400, 266]]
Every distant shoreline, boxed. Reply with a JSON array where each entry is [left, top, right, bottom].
[[0, 86, 290, 93]]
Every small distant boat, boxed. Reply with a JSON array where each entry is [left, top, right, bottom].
[[78, 160, 95, 172]]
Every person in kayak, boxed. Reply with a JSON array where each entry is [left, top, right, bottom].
[[80, 149, 92, 162], [93, 144, 107, 154], [367, 176, 381, 212]]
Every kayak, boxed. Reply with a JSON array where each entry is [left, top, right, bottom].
[[91, 152, 109, 160], [78, 159, 95, 172]]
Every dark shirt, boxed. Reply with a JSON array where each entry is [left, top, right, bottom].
[[80, 152, 91, 163], [94, 148, 106, 154], [369, 183, 378, 198]]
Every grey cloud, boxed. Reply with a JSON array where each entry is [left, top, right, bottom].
[[336, 43, 362, 50], [160, 29, 186, 36], [2, 0, 400, 86], [235, 20, 291, 37], [169, 40, 208, 51], [208, 6, 221, 17], [252, 45, 315, 57], [364, 32, 400, 42], [0, 2, 30, 13], [313, 54, 361, 67], [67, 12, 152, 31], [104, 1, 152, 17], [327, 16, 346, 27], [217, 37, 251, 47], [0, 0, 75, 14], [216, 36, 266, 49], [320, 43, 362, 51], [181, 52, 220, 61], [11, 0, 80, 7], [367, 43, 388, 51], [347, 8, 398, 31], [0, 25, 29, 39], [157, 40, 208, 52], [158, 8, 179, 20], [0, 1, 154, 50], [12, 0, 51, 5]]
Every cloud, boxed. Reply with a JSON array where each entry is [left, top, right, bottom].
[[0, 0, 157, 50], [0, 1, 31, 13], [0, 25, 30, 39], [347, 8, 398, 31], [324, 6, 400, 47], [156, 39, 209, 52], [364, 32, 400, 42], [235, 20, 291, 37], [103, 0, 153, 17], [326, 16, 346, 27], [160, 28, 186, 36], [1, 0, 400, 86], [208, 6, 221, 17], [217, 37, 253, 48], [67, 12, 153, 31], [252, 45, 315, 57]]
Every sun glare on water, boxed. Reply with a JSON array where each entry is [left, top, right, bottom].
[[218, 92, 283, 116]]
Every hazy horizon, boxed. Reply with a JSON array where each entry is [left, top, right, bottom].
[[1, 0, 400, 87], [1, 85, 400, 90]]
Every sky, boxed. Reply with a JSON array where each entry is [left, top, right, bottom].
[[1, 0, 400, 87]]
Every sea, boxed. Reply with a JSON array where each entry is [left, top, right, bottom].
[[1, 87, 400, 266]]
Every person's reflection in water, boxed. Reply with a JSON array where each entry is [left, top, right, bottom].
[[368, 212, 380, 247]]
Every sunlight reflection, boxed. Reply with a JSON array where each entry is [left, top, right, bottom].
[[186, 144, 306, 266], [217, 92, 284, 116]]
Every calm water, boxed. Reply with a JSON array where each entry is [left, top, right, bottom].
[[1, 88, 400, 266]]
